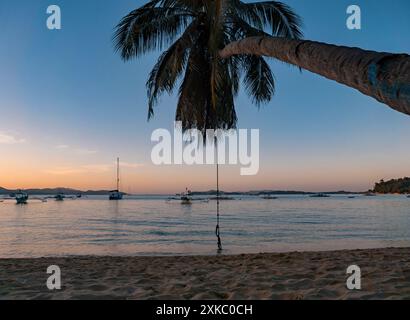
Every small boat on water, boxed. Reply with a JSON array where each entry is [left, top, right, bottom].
[[166, 195, 208, 204], [261, 195, 278, 200], [55, 194, 65, 201], [15, 190, 29, 204], [1, 192, 48, 204], [310, 193, 330, 198], [180, 188, 192, 205], [109, 190, 123, 200], [364, 192, 376, 196], [181, 196, 192, 205], [49, 194, 76, 201], [109, 158, 123, 200]]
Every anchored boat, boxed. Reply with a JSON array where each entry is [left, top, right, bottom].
[[180, 188, 192, 205], [15, 190, 29, 204], [55, 194, 65, 201], [310, 193, 330, 198], [109, 157, 123, 200], [261, 195, 278, 200]]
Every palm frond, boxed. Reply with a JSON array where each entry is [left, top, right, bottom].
[[227, 15, 272, 39], [230, 0, 264, 30], [113, 6, 194, 60], [237, 1, 303, 39], [227, 54, 241, 96], [177, 31, 237, 134], [161, 0, 207, 12], [242, 55, 275, 106], [146, 19, 203, 119]]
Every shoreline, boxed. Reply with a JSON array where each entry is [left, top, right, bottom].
[[1, 247, 410, 299]]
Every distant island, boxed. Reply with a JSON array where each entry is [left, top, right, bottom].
[[2, 178, 409, 196], [189, 190, 359, 196], [0, 187, 359, 196], [0, 187, 113, 196], [372, 177, 410, 194]]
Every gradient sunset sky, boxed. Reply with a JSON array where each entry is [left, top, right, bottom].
[[0, 0, 409, 194]]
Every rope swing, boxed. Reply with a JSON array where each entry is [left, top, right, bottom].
[[215, 138, 222, 252]]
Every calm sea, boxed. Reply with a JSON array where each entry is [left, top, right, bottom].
[[0, 195, 409, 258]]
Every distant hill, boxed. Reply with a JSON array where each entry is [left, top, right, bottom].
[[0, 187, 10, 194], [190, 190, 359, 196], [1, 187, 361, 196], [0, 187, 112, 195], [373, 177, 410, 194]]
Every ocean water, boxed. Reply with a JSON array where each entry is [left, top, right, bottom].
[[0, 195, 409, 258]]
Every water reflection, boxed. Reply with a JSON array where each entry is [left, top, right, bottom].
[[0, 195, 409, 258]]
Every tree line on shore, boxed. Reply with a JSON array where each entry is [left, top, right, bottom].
[[373, 178, 410, 194]]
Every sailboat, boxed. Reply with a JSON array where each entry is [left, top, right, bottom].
[[109, 157, 123, 200], [15, 190, 29, 204]]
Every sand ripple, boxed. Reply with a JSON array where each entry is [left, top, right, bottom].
[[1, 247, 410, 300]]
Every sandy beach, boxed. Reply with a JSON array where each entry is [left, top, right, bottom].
[[1, 247, 410, 300]]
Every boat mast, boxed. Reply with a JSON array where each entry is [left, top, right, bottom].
[[117, 157, 120, 191]]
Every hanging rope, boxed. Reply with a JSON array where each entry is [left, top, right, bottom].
[[215, 138, 222, 252]]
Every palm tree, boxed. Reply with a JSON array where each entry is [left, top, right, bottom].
[[113, 0, 303, 133], [219, 36, 410, 116], [114, 0, 303, 251]]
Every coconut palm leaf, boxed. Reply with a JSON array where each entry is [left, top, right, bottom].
[[242, 54, 275, 106], [146, 19, 203, 119], [114, 0, 303, 132], [240, 1, 303, 38], [113, 6, 194, 59]]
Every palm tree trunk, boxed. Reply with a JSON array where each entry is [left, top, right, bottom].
[[219, 36, 410, 116]]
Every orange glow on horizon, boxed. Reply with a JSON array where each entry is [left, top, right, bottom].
[[1, 158, 407, 194]]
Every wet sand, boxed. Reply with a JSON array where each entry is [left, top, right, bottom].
[[1, 247, 410, 300]]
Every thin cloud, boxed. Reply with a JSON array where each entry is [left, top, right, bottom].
[[75, 148, 98, 155], [0, 132, 25, 144], [44, 165, 108, 175], [119, 161, 144, 168], [54, 144, 98, 155], [82, 164, 112, 172], [44, 167, 85, 175], [55, 144, 69, 149], [45, 162, 144, 175]]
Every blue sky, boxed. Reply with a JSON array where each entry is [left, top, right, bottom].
[[0, 0, 409, 193]]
